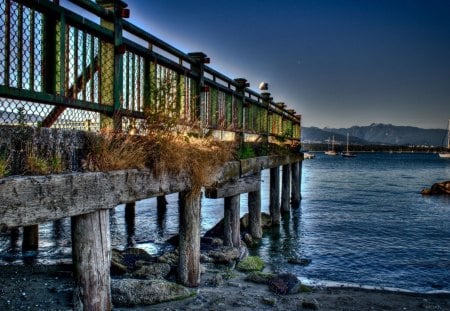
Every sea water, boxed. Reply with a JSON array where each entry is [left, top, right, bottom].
[[1, 152, 449, 293]]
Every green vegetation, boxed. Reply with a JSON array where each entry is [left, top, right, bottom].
[[245, 271, 276, 284], [0, 156, 9, 178], [26, 153, 65, 175], [236, 256, 265, 272]]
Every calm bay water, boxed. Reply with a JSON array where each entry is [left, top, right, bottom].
[[1, 152, 450, 293]]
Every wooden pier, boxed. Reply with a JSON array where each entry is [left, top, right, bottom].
[[0, 0, 303, 309]]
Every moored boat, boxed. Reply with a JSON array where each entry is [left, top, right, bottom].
[[341, 133, 356, 157], [438, 119, 450, 159]]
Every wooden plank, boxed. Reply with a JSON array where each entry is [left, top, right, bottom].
[[204, 173, 260, 199], [0, 169, 190, 229]]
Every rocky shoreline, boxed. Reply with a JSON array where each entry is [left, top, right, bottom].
[[1, 263, 450, 311], [1, 214, 450, 310]]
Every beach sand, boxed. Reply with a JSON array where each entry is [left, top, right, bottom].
[[1, 264, 449, 310]]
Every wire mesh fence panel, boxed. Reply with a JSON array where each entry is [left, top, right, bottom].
[[0, 0, 300, 140]]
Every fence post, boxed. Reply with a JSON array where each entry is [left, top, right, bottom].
[[261, 92, 271, 150], [97, 0, 127, 131], [234, 78, 249, 149], [188, 52, 208, 129]]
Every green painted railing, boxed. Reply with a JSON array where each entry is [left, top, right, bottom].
[[0, 0, 301, 142]]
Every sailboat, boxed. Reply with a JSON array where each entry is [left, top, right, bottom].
[[324, 136, 338, 155], [341, 133, 356, 157], [438, 119, 450, 159]]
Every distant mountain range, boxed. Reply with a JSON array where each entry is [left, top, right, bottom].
[[302, 123, 447, 147]]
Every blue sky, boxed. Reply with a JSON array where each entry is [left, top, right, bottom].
[[71, 0, 450, 129]]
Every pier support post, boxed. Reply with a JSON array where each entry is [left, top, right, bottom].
[[281, 164, 291, 213], [157, 195, 168, 212], [125, 202, 136, 247], [22, 225, 39, 251], [224, 194, 241, 247], [178, 191, 201, 287], [291, 161, 301, 208], [248, 172, 262, 239], [72, 210, 111, 311], [270, 166, 281, 225]]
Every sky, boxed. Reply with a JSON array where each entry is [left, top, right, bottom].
[[74, 0, 450, 129]]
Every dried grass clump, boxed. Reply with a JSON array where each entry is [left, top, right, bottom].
[[82, 131, 149, 172], [147, 134, 234, 198], [82, 127, 234, 201]]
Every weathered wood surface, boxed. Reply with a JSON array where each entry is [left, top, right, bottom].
[[281, 164, 291, 213], [224, 194, 240, 247], [72, 210, 111, 311], [248, 185, 262, 239], [0, 169, 190, 229], [269, 166, 281, 225], [0, 155, 302, 228], [204, 173, 260, 199], [178, 191, 201, 287]]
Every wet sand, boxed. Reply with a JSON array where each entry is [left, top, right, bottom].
[[1, 264, 449, 310]]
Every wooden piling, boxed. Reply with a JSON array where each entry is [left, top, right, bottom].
[[157, 195, 168, 211], [291, 161, 301, 208], [22, 225, 39, 251], [71, 210, 111, 311], [178, 191, 201, 287], [224, 194, 241, 247], [248, 172, 262, 239], [281, 164, 291, 213], [270, 166, 281, 225], [125, 202, 136, 247]]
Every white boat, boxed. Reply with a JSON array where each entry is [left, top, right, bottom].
[[303, 152, 315, 159], [341, 133, 356, 157], [325, 136, 338, 155], [438, 119, 450, 159]]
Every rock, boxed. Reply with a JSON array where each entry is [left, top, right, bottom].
[[245, 271, 276, 284], [421, 181, 450, 195], [201, 237, 223, 247], [157, 251, 179, 266], [243, 233, 253, 246], [209, 273, 223, 287], [132, 263, 171, 279], [111, 248, 155, 275], [200, 254, 214, 263], [111, 278, 194, 307], [236, 256, 265, 272], [262, 297, 277, 306], [269, 273, 302, 295], [287, 257, 311, 266], [207, 247, 240, 264], [241, 212, 272, 230], [111, 249, 127, 275], [239, 244, 249, 260], [205, 213, 273, 238], [301, 298, 320, 310]]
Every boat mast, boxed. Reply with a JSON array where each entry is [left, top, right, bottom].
[[346, 133, 349, 153], [447, 119, 450, 149]]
